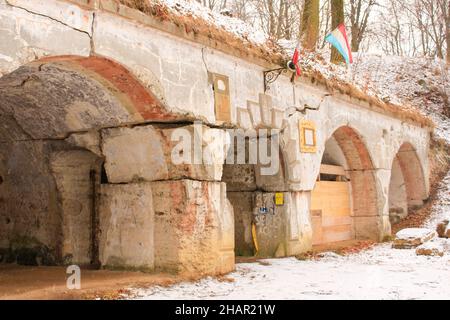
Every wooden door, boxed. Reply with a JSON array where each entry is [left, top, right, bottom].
[[311, 165, 353, 245]]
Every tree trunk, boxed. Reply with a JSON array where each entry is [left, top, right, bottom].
[[331, 0, 345, 64], [301, 0, 320, 50], [447, 0, 450, 64]]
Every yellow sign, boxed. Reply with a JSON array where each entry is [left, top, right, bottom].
[[299, 120, 317, 153], [275, 192, 284, 206]]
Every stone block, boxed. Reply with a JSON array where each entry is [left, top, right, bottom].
[[102, 126, 169, 183], [98, 183, 155, 271], [151, 180, 234, 276], [437, 220, 449, 238], [416, 240, 445, 257], [393, 228, 436, 249], [353, 216, 382, 241], [102, 124, 227, 183]]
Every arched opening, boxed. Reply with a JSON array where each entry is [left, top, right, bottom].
[[311, 126, 380, 245], [222, 132, 288, 258], [388, 142, 428, 225], [0, 55, 169, 266]]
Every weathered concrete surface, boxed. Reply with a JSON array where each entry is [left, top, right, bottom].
[[151, 180, 234, 276], [102, 124, 227, 183], [0, 141, 61, 259], [50, 150, 99, 265], [98, 183, 155, 271], [0, 0, 91, 75], [0, 62, 137, 141], [228, 190, 312, 258], [393, 228, 437, 249], [227, 192, 254, 256]]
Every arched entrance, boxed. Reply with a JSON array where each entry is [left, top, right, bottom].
[[311, 126, 380, 244], [0, 55, 170, 266], [388, 142, 428, 224], [222, 131, 289, 257]]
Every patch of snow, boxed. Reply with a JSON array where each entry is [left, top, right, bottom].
[[425, 171, 450, 229], [129, 243, 450, 300], [395, 228, 436, 240], [158, 0, 267, 45]]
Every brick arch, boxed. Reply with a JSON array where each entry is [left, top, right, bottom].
[[389, 142, 428, 219], [0, 55, 179, 266], [0, 55, 177, 142], [328, 126, 381, 240]]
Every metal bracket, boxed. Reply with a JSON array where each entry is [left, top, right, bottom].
[[263, 67, 288, 93]]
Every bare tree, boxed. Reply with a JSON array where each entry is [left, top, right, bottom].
[[300, 0, 320, 50], [348, 0, 377, 52], [331, 0, 345, 63], [440, 0, 450, 63]]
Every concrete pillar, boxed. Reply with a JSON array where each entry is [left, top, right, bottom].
[[151, 180, 235, 276], [98, 183, 155, 271]]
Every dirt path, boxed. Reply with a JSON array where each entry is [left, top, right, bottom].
[[0, 265, 181, 300]]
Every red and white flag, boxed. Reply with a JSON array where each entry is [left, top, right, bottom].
[[291, 41, 302, 77]]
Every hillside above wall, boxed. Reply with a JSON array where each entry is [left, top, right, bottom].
[[112, 0, 439, 129]]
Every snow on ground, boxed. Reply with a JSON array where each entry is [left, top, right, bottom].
[[130, 243, 450, 300], [129, 0, 450, 301]]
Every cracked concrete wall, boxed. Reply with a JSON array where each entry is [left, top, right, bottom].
[[0, 0, 91, 76]]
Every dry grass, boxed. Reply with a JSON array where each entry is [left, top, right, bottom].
[[117, 0, 284, 65]]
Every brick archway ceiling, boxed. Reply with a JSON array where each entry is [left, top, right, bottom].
[[0, 55, 179, 142], [333, 126, 375, 171], [331, 126, 379, 219], [395, 142, 428, 202]]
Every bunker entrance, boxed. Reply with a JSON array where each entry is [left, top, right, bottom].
[[311, 126, 380, 244], [388, 143, 428, 225], [311, 138, 353, 245], [222, 134, 288, 258], [0, 56, 130, 267]]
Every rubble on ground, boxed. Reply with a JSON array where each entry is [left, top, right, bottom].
[[393, 228, 437, 249]]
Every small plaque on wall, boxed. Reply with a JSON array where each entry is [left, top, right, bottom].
[[210, 73, 231, 123], [299, 120, 317, 153], [275, 193, 284, 206]]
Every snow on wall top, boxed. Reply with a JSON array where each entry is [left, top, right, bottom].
[[162, 0, 267, 45], [114, 0, 435, 128]]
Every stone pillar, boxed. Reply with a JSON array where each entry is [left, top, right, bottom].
[[51, 150, 99, 265], [98, 183, 155, 271], [100, 124, 234, 275], [151, 180, 234, 276], [285, 192, 313, 255]]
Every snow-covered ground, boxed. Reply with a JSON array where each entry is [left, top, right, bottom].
[[128, 169, 450, 300], [130, 241, 450, 300], [126, 0, 450, 301]]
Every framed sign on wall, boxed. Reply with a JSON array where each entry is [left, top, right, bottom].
[[299, 120, 317, 153]]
